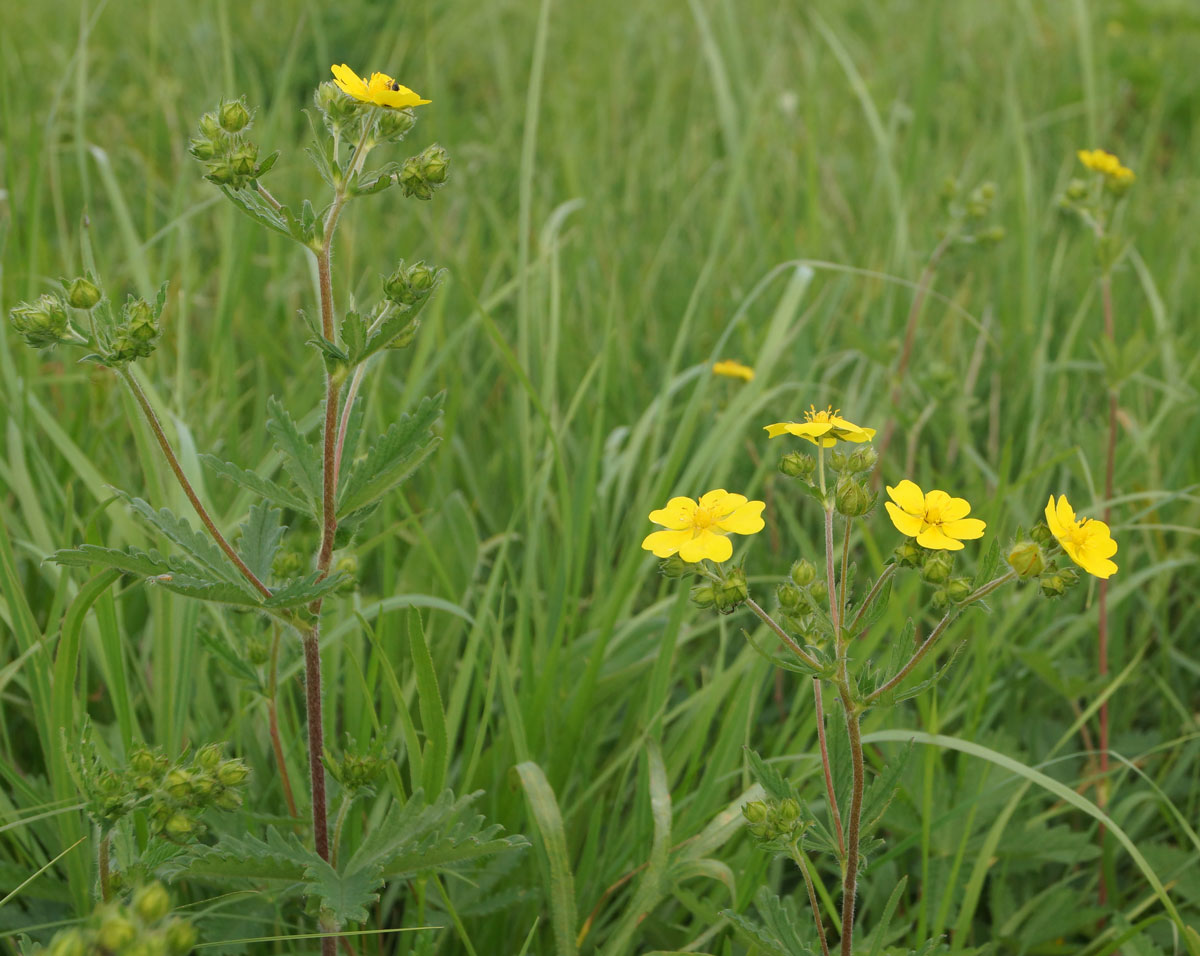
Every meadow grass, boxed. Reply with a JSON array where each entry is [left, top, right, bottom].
[[1, 0, 1199, 952]]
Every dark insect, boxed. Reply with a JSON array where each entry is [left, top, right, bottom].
[[388, 80, 401, 92]]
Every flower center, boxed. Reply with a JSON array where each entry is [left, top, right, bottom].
[[803, 404, 839, 424], [924, 504, 944, 526], [1064, 519, 1091, 547], [692, 507, 716, 530]]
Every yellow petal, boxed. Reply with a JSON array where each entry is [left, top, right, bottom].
[[887, 480, 925, 515], [939, 496, 972, 522], [941, 517, 986, 540], [916, 527, 965, 551], [764, 422, 794, 438], [679, 530, 732, 563], [641, 529, 693, 558], [1055, 495, 1077, 532], [698, 489, 730, 511], [648, 496, 697, 530], [885, 502, 924, 537], [925, 489, 953, 512], [331, 63, 369, 100], [716, 500, 765, 535], [1081, 554, 1118, 578], [1044, 496, 1064, 538], [708, 492, 748, 518]]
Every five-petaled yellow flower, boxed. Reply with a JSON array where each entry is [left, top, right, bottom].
[[331, 64, 431, 109], [1077, 148, 1135, 186], [713, 359, 755, 382], [1045, 495, 1118, 579], [642, 490, 765, 563], [765, 405, 875, 447], [884, 479, 986, 551]]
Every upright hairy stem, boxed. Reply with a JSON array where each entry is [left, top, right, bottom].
[[837, 702, 864, 956], [812, 678, 845, 858], [791, 843, 832, 956], [97, 833, 111, 902], [267, 624, 299, 819]]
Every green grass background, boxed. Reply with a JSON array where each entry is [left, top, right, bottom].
[[2, 0, 1199, 951]]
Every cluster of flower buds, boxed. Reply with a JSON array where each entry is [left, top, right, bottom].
[[1017, 524, 1085, 598], [326, 737, 392, 794], [189, 98, 276, 190], [742, 797, 810, 847], [43, 883, 196, 956], [8, 293, 71, 349], [778, 450, 817, 482], [690, 567, 749, 614], [774, 559, 829, 645], [915, 551, 973, 611], [107, 296, 162, 364], [939, 177, 1005, 247], [398, 144, 450, 200]]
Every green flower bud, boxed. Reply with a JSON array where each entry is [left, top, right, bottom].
[[133, 882, 171, 924], [808, 580, 828, 604], [742, 800, 769, 824], [714, 568, 749, 614], [230, 142, 259, 179], [197, 112, 222, 139], [1030, 521, 1055, 548], [829, 450, 849, 472], [272, 549, 306, 578], [689, 584, 716, 610], [1058, 566, 1080, 588], [195, 743, 222, 771], [165, 918, 197, 954], [204, 162, 235, 186], [188, 137, 217, 161], [658, 554, 693, 579], [218, 99, 251, 133], [98, 911, 137, 951], [129, 748, 158, 775], [946, 576, 973, 603], [790, 559, 816, 587], [164, 769, 193, 800], [315, 81, 363, 122], [778, 451, 816, 480], [777, 797, 802, 826], [848, 445, 878, 474], [383, 260, 439, 306], [1006, 540, 1045, 579], [777, 583, 803, 611], [930, 588, 950, 612], [47, 928, 88, 956], [834, 475, 873, 517], [978, 225, 1006, 245], [165, 812, 197, 839], [124, 299, 158, 340], [399, 157, 434, 200], [894, 539, 922, 568], [213, 788, 243, 811], [920, 550, 954, 585], [418, 144, 449, 184], [9, 294, 70, 349], [378, 108, 416, 140], [65, 276, 102, 310], [216, 758, 250, 788], [1039, 572, 1067, 598], [190, 773, 217, 799], [246, 634, 270, 667]]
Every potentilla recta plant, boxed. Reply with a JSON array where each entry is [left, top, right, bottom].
[[10, 66, 525, 954], [641, 404, 1117, 955]]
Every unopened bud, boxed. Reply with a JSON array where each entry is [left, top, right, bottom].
[[777, 583, 802, 611], [1006, 540, 1045, 579], [834, 475, 873, 517], [188, 137, 217, 161], [378, 108, 416, 140], [920, 550, 954, 585], [658, 554, 692, 579], [1065, 179, 1089, 202], [383, 260, 439, 306], [47, 929, 88, 956], [689, 585, 715, 609], [930, 588, 950, 612], [197, 112, 222, 139], [1030, 521, 1055, 548], [218, 99, 251, 133], [399, 157, 434, 200], [777, 798, 801, 826], [1058, 566, 1080, 588], [894, 539, 922, 568], [978, 225, 1006, 245], [848, 445, 878, 474], [808, 580, 828, 604], [829, 450, 849, 472], [9, 294, 70, 349], [742, 800, 769, 824], [715, 568, 749, 613], [98, 912, 137, 951], [195, 744, 222, 771], [1039, 573, 1067, 598], [164, 769, 193, 800], [418, 144, 449, 184], [165, 812, 197, 839], [65, 276, 102, 310], [946, 576, 972, 603], [133, 882, 171, 923], [165, 918, 197, 954], [213, 788, 243, 811], [778, 450, 816, 481], [217, 758, 250, 788], [790, 559, 816, 587]]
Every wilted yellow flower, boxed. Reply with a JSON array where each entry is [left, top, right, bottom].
[[884, 479, 986, 551], [1077, 148, 1135, 186], [713, 359, 755, 382], [1044, 495, 1118, 579], [765, 405, 875, 447], [642, 489, 765, 563], [331, 64, 431, 109]]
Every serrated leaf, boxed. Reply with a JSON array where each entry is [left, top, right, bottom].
[[893, 641, 965, 703], [263, 571, 347, 609], [340, 310, 367, 360], [336, 400, 369, 495], [721, 888, 816, 956], [972, 538, 1001, 590], [52, 544, 175, 577], [219, 185, 290, 238], [741, 627, 820, 676], [167, 827, 316, 885], [150, 573, 263, 607], [850, 573, 893, 637], [120, 495, 252, 592], [238, 501, 285, 583], [199, 455, 311, 513], [266, 396, 322, 507], [338, 394, 444, 514], [860, 740, 913, 834], [745, 748, 791, 803], [303, 857, 383, 925], [883, 618, 917, 691]]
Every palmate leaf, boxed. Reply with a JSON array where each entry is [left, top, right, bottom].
[[338, 394, 444, 515], [167, 827, 314, 885], [200, 454, 311, 513], [304, 857, 384, 925], [266, 396, 322, 508], [238, 501, 285, 583], [263, 571, 347, 609], [721, 887, 816, 956]]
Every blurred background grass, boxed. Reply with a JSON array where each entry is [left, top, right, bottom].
[[2, 0, 1199, 951]]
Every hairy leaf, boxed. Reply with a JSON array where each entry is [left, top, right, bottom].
[[238, 501, 285, 583], [263, 571, 347, 609], [266, 396, 322, 507], [200, 455, 311, 513], [720, 888, 816, 956], [304, 857, 384, 925], [120, 495, 251, 591], [219, 185, 290, 239], [338, 394, 444, 514]]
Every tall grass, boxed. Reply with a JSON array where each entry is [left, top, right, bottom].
[[2, 0, 1198, 952]]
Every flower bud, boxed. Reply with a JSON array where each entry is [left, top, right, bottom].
[[47, 928, 88, 956], [920, 550, 954, 585], [315, 81, 363, 124], [399, 156, 435, 200], [946, 576, 972, 603], [418, 144, 449, 184], [197, 112, 222, 139], [778, 451, 816, 481], [165, 812, 198, 839], [217, 758, 250, 788], [777, 797, 802, 826], [834, 475, 873, 517], [129, 748, 157, 774], [930, 588, 950, 612], [829, 450, 849, 472], [1030, 521, 1055, 548], [777, 583, 802, 611], [790, 559, 816, 587], [378, 108, 416, 140], [125, 299, 159, 341], [742, 800, 769, 824], [893, 539, 922, 568], [715, 568, 749, 614], [218, 99, 251, 133], [273, 550, 306, 578], [383, 260, 439, 306], [165, 918, 197, 954], [230, 142, 259, 179], [188, 137, 217, 161], [213, 788, 243, 811], [98, 911, 137, 951], [133, 882, 171, 923], [9, 294, 70, 349], [658, 554, 693, 579], [1058, 566, 1080, 588], [195, 743, 222, 771], [848, 445, 878, 474], [65, 276, 102, 310], [689, 585, 715, 609], [1006, 540, 1045, 579], [978, 225, 1006, 245], [808, 580, 827, 604], [165, 769, 193, 800], [1039, 572, 1067, 598]]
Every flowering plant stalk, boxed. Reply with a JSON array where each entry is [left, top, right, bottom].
[[643, 405, 1117, 953], [12, 67, 525, 955]]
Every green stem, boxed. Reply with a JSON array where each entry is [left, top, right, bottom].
[[97, 832, 111, 902], [839, 516, 851, 625], [791, 842, 831, 956], [267, 623, 299, 819], [837, 702, 865, 956], [743, 598, 823, 673], [845, 564, 897, 636], [332, 793, 354, 869], [812, 677, 844, 858]]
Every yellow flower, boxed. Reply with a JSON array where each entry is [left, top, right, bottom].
[[713, 359, 755, 382], [331, 64, 431, 109], [884, 479, 986, 551], [1044, 495, 1118, 579], [764, 405, 875, 447], [1077, 148, 1135, 185], [642, 489, 765, 563]]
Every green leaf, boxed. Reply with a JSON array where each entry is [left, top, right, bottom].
[[120, 494, 253, 591], [972, 538, 1001, 590], [882, 617, 916, 692], [168, 827, 315, 885], [52, 543, 179, 577], [266, 396, 322, 508], [409, 611, 449, 795], [850, 572, 893, 637], [263, 571, 347, 609], [721, 888, 816, 956], [744, 748, 791, 803], [513, 765, 576, 956], [238, 501, 285, 583], [340, 310, 367, 361], [741, 627, 820, 677], [866, 876, 908, 956], [304, 857, 384, 925], [200, 455, 311, 513], [150, 573, 264, 607], [338, 394, 444, 514], [219, 185, 290, 239], [893, 641, 965, 703], [860, 739, 913, 833]]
